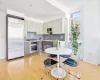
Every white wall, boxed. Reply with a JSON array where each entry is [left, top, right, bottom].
[[0, 10, 6, 59], [63, 18, 68, 43], [79, 7, 84, 60], [81, 0, 99, 65], [97, 0, 100, 64]]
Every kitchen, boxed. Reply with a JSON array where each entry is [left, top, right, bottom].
[[25, 18, 65, 55], [7, 14, 67, 60]]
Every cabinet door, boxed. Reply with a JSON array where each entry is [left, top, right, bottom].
[[27, 21, 37, 32], [42, 41, 53, 51], [24, 42, 29, 56], [37, 24, 43, 34]]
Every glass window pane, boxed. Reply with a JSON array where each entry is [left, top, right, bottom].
[[71, 11, 80, 18]]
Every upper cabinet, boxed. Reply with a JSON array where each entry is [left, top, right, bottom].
[[36, 23, 43, 34], [27, 21, 37, 32], [24, 18, 68, 35], [25, 20, 43, 34], [43, 18, 67, 34]]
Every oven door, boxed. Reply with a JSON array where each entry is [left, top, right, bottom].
[[30, 44, 37, 53]]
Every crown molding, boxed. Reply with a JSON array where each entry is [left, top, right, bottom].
[[7, 9, 44, 23], [6, 9, 67, 23], [42, 15, 65, 23]]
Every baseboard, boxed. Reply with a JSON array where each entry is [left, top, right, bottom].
[[0, 56, 6, 60]]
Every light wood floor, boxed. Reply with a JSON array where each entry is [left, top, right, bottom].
[[0, 53, 100, 80]]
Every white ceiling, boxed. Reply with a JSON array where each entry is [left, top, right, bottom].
[[0, 0, 65, 20], [0, 0, 92, 21], [57, 0, 91, 10]]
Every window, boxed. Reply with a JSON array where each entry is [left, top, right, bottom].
[[71, 11, 80, 18], [68, 11, 80, 41], [71, 11, 80, 25]]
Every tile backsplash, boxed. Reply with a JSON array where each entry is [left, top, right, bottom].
[[26, 32, 65, 41], [42, 34, 65, 41]]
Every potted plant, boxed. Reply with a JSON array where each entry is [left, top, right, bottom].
[[70, 24, 80, 55]]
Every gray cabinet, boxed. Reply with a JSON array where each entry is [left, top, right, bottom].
[[24, 41, 43, 55], [24, 41, 30, 56], [42, 41, 53, 51], [24, 40, 54, 55]]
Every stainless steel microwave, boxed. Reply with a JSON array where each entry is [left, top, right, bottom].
[[47, 28, 52, 34]]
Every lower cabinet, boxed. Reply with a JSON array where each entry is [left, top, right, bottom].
[[42, 41, 53, 51], [37, 41, 42, 51], [24, 41, 54, 55], [24, 41, 30, 56]]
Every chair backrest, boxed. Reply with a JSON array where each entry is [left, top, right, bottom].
[[59, 41, 72, 49], [58, 41, 65, 48], [65, 42, 72, 49], [59, 41, 81, 64], [59, 41, 70, 46]]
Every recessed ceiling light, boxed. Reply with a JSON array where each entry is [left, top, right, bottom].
[[29, 4, 32, 6], [24, 10, 26, 11]]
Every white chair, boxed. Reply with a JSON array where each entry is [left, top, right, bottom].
[[60, 42, 72, 58], [63, 44, 82, 80]]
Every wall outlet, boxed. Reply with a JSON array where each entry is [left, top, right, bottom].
[[60, 36, 63, 39]]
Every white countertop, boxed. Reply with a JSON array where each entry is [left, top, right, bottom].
[[25, 40, 54, 42]]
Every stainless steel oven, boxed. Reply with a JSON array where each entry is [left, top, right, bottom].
[[29, 42, 37, 53]]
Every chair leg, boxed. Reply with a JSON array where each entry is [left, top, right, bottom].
[[47, 70, 50, 74], [56, 78, 64, 80], [68, 69, 81, 80], [41, 77, 43, 80]]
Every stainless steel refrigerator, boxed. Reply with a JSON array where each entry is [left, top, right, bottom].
[[7, 15, 24, 60]]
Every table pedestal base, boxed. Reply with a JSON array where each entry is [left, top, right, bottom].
[[51, 68, 66, 79]]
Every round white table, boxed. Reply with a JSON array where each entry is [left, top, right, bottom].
[[45, 47, 72, 79]]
